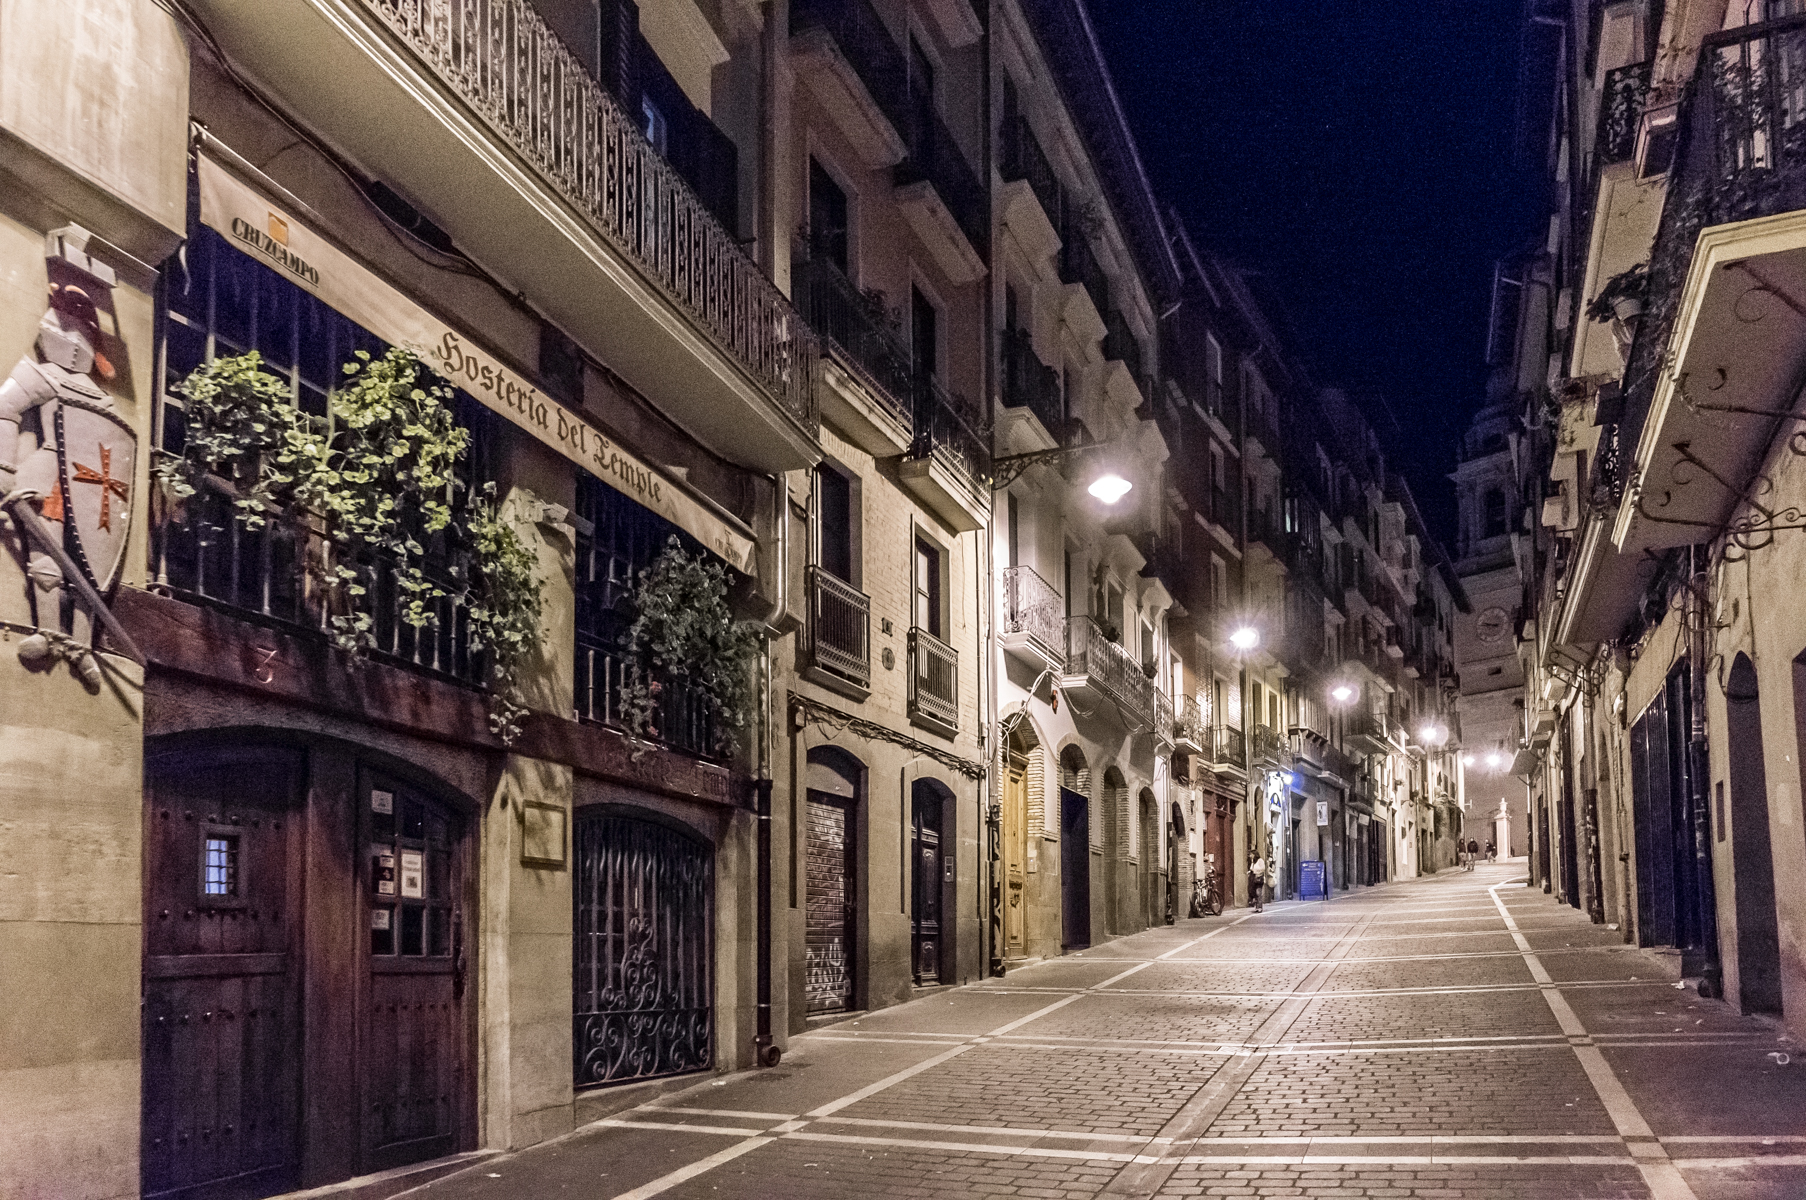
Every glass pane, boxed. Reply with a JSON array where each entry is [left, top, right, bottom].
[[402, 798, 425, 840], [400, 905, 424, 956], [428, 907, 450, 957], [371, 905, 395, 955], [202, 835, 237, 896]]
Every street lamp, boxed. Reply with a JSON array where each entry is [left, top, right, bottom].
[[1086, 473, 1134, 504], [1329, 683, 1355, 705], [1417, 722, 1448, 749], [1230, 626, 1260, 652]]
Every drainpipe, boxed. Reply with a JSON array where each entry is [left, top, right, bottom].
[[754, 472, 790, 1069]]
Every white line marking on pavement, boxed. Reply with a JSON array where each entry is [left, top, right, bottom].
[[1490, 882, 1699, 1200], [782, 1129, 1144, 1162], [605, 1137, 774, 1200], [816, 1115, 1172, 1143], [605, 912, 1260, 1198], [650, 1106, 796, 1121], [594, 1118, 770, 1137]]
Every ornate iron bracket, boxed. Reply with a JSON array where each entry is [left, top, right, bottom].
[[1636, 439, 1806, 557], [991, 436, 1116, 491]]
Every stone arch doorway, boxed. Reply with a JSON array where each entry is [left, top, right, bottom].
[[1138, 787, 1161, 925], [1727, 654, 1783, 1014], [1058, 745, 1091, 951], [805, 746, 865, 1014]]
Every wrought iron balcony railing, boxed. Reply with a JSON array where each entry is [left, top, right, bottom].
[[1001, 112, 1064, 229], [1625, 15, 1806, 453], [807, 565, 872, 689], [1152, 688, 1175, 748], [1209, 724, 1246, 769], [792, 257, 914, 426], [1064, 616, 1152, 724], [908, 626, 959, 732], [1174, 696, 1206, 753], [1598, 61, 1652, 164], [1001, 564, 1064, 661], [910, 377, 992, 489], [576, 635, 720, 758], [1001, 326, 1063, 437], [790, 0, 988, 257], [364, 0, 817, 431], [1103, 307, 1143, 388], [1060, 218, 1109, 317], [151, 476, 484, 687], [1251, 723, 1286, 765]]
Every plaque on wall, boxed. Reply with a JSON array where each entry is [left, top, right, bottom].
[[520, 801, 568, 867]]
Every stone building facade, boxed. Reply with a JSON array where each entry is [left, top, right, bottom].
[[0, 3, 1467, 1199]]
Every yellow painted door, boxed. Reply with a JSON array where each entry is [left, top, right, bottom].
[[1004, 763, 1027, 955]]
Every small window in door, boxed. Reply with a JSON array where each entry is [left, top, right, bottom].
[[203, 835, 239, 897]]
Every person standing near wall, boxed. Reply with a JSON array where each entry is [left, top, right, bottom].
[[1249, 855, 1267, 913]]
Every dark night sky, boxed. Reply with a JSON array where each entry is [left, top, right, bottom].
[[1087, 0, 1542, 548]]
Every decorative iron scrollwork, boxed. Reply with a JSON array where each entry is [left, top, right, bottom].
[[574, 817, 713, 1088]]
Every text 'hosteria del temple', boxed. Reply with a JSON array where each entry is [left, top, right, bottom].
[[10, 1, 1530, 1196]]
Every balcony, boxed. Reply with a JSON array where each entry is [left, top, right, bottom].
[[806, 566, 872, 694], [1597, 61, 1651, 165], [1000, 112, 1063, 257], [190, 0, 821, 471], [793, 257, 914, 454], [908, 626, 959, 736], [152, 478, 484, 687], [791, 0, 987, 279], [1000, 565, 1064, 672], [1061, 616, 1153, 726], [1346, 710, 1395, 756], [1174, 696, 1206, 755], [1103, 308, 1144, 390], [1060, 221, 1110, 325], [1616, 14, 1806, 558], [1152, 689, 1175, 750], [1001, 326, 1064, 443], [901, 379, 991, 532], [1205, 725, 1246, 773], [1250, 724, 1287, 767]]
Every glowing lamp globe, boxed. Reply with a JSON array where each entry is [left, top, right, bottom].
[[1087, 473, 1133, 504], [1229, 627, 1260, 652]]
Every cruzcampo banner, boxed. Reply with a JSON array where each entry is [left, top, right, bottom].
[[196, 154, 756, 573]]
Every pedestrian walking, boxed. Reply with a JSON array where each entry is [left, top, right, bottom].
[[1486, 840, 1496, 863], [1466, 837, 1479, 871], [1249, 855, 1267, 912]]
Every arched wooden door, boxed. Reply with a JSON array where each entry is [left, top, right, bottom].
[[144, 746, 475, 1198], [358, 768, 470, 1171], [143, 747, 306, 1200]]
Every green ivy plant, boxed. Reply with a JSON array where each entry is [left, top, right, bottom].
[[154, 351, 310, 528], [292, 350, 470, 647], [161, 347, 544, 742], [617, 536, 758, 755]]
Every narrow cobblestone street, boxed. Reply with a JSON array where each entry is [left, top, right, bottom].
[[411, 863, 1806, 1199]]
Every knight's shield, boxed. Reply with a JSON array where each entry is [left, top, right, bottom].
[[54, 397, 137, 593]]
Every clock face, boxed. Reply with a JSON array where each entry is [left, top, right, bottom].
[[1476, 606, 1510, 644]]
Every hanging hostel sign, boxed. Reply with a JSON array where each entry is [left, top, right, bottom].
[[197, 155, 756, 573]]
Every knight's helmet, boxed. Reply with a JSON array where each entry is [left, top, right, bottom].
[[38, 281, 115, 380]]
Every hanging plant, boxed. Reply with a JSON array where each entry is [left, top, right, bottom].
[[1585, 262, 1649, 324], [466, 483, 543, 743], [617, 536, 758, 755], [162, 347, 544, 742], [154, 350, 313, 528]]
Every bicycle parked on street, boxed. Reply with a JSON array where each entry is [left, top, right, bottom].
[[1190, 867, 1222, 917]]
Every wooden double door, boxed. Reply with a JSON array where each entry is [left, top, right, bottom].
[[142, 742, 472, 1200]]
